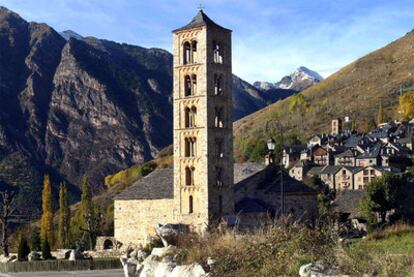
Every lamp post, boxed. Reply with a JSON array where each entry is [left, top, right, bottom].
[[266, 138, 276, 165], [265, 119, 286, 216]]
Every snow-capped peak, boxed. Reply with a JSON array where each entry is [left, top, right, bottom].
[[254, 66, 324, 92]]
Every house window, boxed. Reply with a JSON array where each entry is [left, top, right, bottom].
[[370, 169, 375, 175], [184, 138, 196, 157], [189, 195, 194, 214], [363, 177, 369, 184], [363, 169, 369, 175], [185, 167, 195, 186], [342, 170, 346, 175], [213, 41, 223, 63]]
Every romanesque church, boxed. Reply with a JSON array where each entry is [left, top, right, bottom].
[[114, 10, 317, 248]]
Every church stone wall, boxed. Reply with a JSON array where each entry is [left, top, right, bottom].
[[114, 199, 174, 249]]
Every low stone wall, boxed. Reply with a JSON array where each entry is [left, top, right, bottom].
[[0, 258, 121, 273], [114, 199, 175, 249]]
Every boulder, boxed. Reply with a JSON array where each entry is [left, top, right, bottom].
[[170, 263, 206, 277], [299, 261, 349, 277], [137, 250, 148, 262], [7, 255, 16, 263], [28, 251, 41, 261], [122, 256, 144, 277], [150, 245, 176, 258], [155, 224, 187, 247], [139, 255, 175, 277]]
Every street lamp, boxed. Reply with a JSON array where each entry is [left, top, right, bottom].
[[267, 138, 276, 151], [266, 138, 276, 165]]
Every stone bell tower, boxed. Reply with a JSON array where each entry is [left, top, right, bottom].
[[172, 10, 234, 232]]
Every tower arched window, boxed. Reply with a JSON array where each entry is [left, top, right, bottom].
[[184, 75, 192, 96], [219, 195, 223, 213], [184, 137, 196, 157], [213, 41, 223, 64], [189, 195, 194, 214], [214, 74, 223, 95], [183, 42, 191, 65], [185, 167, 195, 186], [215, 138, 224, 158], [216, 166, 223, 186], [191, 74, 197, 95], [191, 41, 197, 63], [190, 106, 197, 127], [215, 107, 224, 128], [184, 107, 197, 128]]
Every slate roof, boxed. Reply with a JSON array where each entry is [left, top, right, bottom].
[[284, 145, 308, 154], [334, 149, 357, 158], [356, 143, 382, 159], [320, 165, 342, 175], [234, 166, 316, 194], [115, 163, 266, 201], [333, 190, 365, 216], [307, 166, 325, 176], [173, 10, 231, 33], [114, 167, 174, 200]]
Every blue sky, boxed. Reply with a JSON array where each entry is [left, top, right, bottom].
[[2, 0, 414, 83]]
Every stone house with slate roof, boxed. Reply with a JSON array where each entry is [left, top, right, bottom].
[[114, 11, 318, 249]]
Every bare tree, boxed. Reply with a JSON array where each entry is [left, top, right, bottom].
[[0, 181, 18, 257]]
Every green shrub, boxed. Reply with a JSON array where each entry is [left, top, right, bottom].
[[139, 162, 157, 177], [17, 236, 30, 261]]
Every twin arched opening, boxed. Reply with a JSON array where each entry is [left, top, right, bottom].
[[184, 74, 197, 96], [184, 106, 197, 128], [183, 40, 198, 65]]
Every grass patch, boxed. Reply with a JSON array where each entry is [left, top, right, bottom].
[[342, 225, 414, 276]]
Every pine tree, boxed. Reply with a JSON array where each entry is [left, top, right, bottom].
[[17, 236, 30, 261], [57, 183, 70, 249], [40, 175, 54, 247], [80, 176, 100, 250], [376, 101, 384, 125], [41, 238, 52, 260], [29, 228, 41, 251]]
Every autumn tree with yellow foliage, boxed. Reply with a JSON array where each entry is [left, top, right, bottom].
[[40, 175, 54, 248], [399, 91, 414, 120]]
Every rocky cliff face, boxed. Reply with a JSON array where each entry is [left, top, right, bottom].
[[0, 6, 174, 215], [0, 6, 291, 215]]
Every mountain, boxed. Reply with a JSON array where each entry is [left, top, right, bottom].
[[232, 76, 297, 120], [0, 6, 291, 216], [254, 66, 324, 92], [0, 6, 174, 216], [59, 30, 83, 41], [235, 29, 414, 158]]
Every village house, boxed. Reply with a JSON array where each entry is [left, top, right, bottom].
[[334, 149, 358, 166], [353, 166, 385, 190]]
